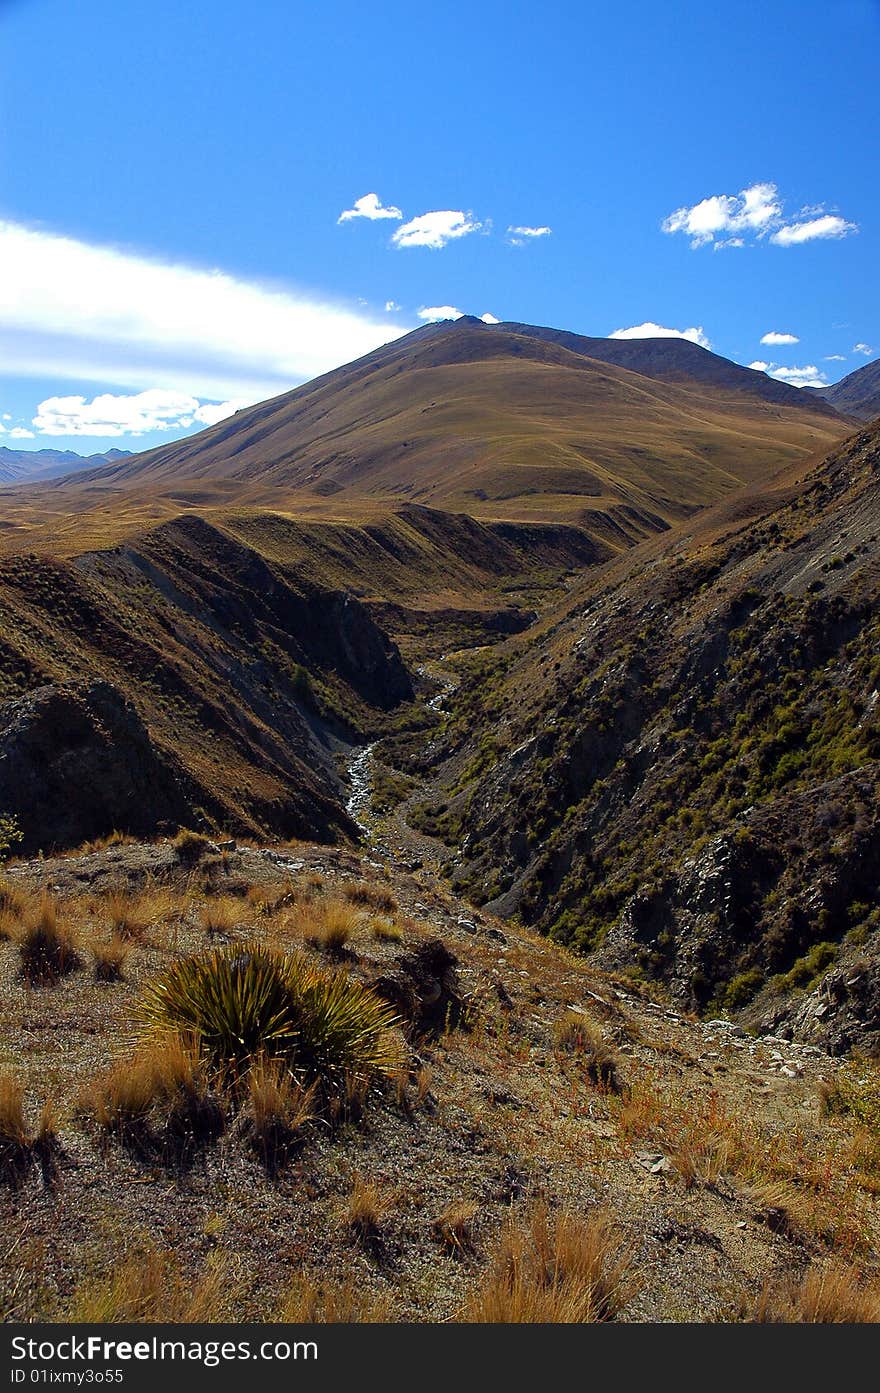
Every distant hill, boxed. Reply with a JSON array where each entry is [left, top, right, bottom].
[[0, 446, 131, 484], [57, 317, 848, 537], [808, 357, 880, 420]]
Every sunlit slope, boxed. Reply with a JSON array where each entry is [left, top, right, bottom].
[[54, 318, 849, 527]]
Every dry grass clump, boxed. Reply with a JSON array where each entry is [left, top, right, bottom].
[[279, 1273, 393, 1322], [459, 1206, 636, 1323], [344, 882, 398, 914], [92, 934, 130, 983], [103, 888, 153, 942], [554, 1010, 622, 1091], [79, 1036, 223, 1150], [200, 896, 244, 938], [0, 877, 27, 919], [18, 895, 81, 984], [343, 1174, 396, 1242], [242, 1059, 315, 1165], [66, 1250, 238, 1323], [373, 918, 403, 943], [246, 880, 297, 916], [0, 1076, 57, 1188], [433, 1200, 478, 1255], [172, 829, 214, 866], [303, 899, 361, 955], [744, 1263, 880, 1323]]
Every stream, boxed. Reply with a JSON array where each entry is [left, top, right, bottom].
[[344, 660, 458, 842]]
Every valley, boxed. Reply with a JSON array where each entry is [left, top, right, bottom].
[[2, 319, 879, 1324]]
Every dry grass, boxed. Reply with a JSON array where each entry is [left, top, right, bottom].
[[0, 1075, 29, 1150], [343, 1174, 396, 1242], [246, 880, 297, 915], [344, 881, 397, 914], [200, 896, 244, 938], [304, 899, 361, 955], [79, 1036, 217, 1139], [459, 1206, 636, 1322], [243, 1059, 315, 1162], [279, 1273, 393, 1322], [433, 1201, 478, 1255], [554, 1010, 622, 1091], [104, 888, 152, 942], [745, 1263, 880, 1322], [0, 877, 27, 919], [66, 1250, 238, 1323], [172, 829, 214, 866], [93, 935, 130, 983], [18, 894, 81, 984]]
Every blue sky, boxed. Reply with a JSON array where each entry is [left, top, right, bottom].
[[1, 0, 877, 454]]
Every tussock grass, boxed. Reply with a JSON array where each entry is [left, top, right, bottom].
[[303, 899, 360, 955], [745, 1263, 880, 1323], [80, 1036, 222, 1147], [18, 895, 80, 984], [343, 1174, 396, 1241], [66, 1250, 238, 1323], [200, 896, 245, 938], [344, 882, 398, 914], [104, 888, 152, 942], [372, 919, 403, 943], [554, 1010, 622, 1091], [279, 1274, 393, 1322], [433, 1201, 478, 1255], [93, 935, 129, 983], [0, 1076, 55, 1188], [0, 877, 27, 919], [459, 1206, 636, 1322], [243, 1059, 315, 1163], [172, 829, 213, 866]]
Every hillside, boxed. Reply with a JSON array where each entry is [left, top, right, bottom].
[[810, 357, 880, 421], [2, 836, 879, 1322], [49, 319, 848, 538], [398, 419, 880, 1056], [0, 446, 130, 485]]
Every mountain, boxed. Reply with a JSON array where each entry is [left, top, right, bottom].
[[55, 318, 848, 543], [406, 418, 880, 1055], [0, 445, 131, 484], [809, 356, 880, 420]]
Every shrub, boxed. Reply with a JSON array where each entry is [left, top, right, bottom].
[[18, 895, 80, 984], [139, 944, 402, 1094], [0, 813, 22, 861], [459, 1206, 635, 1322], [819, 1056, 880, 1132]]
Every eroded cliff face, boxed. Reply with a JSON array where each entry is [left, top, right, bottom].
[[0, 516, 414, 850], [410, 424, 880, 1051]]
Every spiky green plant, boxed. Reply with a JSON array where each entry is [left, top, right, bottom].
[[139, 945, 402, 1090]]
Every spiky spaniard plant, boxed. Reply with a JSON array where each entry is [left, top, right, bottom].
[[139, 944, 402, 1092]]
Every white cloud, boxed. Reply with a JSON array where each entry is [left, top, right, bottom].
[[384, 300, 401, 312], [392, 210, 482, 250], [663, 182, 781, 248], [751, 362, 828, 388], [609, 321, 711, 349], [32, 390, 249, 438], [770, 214, 857, 246], [760, 331, 799, 346], [418, 306, 464, 322], [0, 219, 407, 402], [507, 225, 552, 240], [853, 342, 873, 356], [663, 182, 857, 250], [824, 354, 847, 361], [9, 426, 35, 438], [480, 312, 500, 324], [338, 193, 402, 223]]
